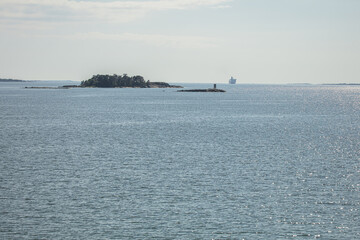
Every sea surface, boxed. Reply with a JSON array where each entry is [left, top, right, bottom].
[[0, 81, 359, 239]]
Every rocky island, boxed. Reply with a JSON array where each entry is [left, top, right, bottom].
[[25, 74, 182, 89], [80, 74, 182, 88]]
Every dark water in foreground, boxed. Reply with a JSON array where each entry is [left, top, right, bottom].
[[0, 82, 359, 239]]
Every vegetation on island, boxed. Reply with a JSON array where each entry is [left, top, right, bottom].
[[80, 74, 182, 88]]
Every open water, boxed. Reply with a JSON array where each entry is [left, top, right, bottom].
[[0, 81, 359, 239]]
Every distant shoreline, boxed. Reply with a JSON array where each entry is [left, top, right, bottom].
[[2, 77, 359, 86], [0, 79, 27, 82], [322, 83, 360, 86]]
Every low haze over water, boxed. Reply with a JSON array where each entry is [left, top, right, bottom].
[[1, 82, 359, 239]]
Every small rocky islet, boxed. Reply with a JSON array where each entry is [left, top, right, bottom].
[[177, 84, 225, 92], [177, 88, 225, 93]]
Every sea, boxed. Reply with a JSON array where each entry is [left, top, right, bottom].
[[0, 81, 359, 239]]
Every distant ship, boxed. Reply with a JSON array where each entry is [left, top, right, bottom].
[[229, 76, 236, 84]]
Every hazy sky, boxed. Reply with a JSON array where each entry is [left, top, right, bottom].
[[1, 0, 359, 84]]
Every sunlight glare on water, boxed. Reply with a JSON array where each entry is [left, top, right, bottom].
[[0, 82, 359, 239]]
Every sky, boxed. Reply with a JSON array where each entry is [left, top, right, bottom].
[[0, 0, 359, 84]]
